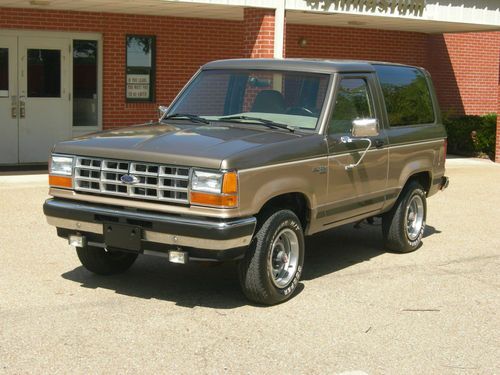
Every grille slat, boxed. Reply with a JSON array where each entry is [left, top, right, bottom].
[[74, 157, 190, 204]]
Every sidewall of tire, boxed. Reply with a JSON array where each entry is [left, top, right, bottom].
[[383, 182, 427, 253], [263, 215, 305, 301], [239, 210, 305, 305]]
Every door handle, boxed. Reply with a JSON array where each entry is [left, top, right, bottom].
[[340, 136, 372, 170], [19, 96, 26, 118], [11, 95, 17, 119], [375, 139, 385, 148]]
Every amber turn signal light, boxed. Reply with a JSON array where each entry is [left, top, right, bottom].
[[49, 175, 72, 188], [190, 191, 238, 208], [222, 171, 238, 194]]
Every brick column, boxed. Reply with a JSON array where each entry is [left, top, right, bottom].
[[243, 8, 275, 58], [497, 85, 500, 162]]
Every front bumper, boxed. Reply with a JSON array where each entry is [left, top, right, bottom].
[[43, 199, 256, 261]]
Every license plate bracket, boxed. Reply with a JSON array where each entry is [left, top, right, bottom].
[[103, 223, 142, 251]]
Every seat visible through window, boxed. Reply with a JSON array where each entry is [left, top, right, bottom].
[[251, 90, 286, 113]]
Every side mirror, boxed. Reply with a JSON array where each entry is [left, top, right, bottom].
[[158, 105, 169, 121], [351, 118, 379, 138]]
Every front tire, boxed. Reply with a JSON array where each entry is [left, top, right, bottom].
[[382, 181, 427, 253], [238, 209, 305, 305], [76, 246, 138, 275]]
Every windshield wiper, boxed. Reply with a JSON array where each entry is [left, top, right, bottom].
[[217, 115, 295, 132], [163, 113, 210, 124]]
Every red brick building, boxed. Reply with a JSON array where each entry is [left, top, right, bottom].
[[0, 0, 499, 164]]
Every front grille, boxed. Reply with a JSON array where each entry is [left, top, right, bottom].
[[74, 157, 190, 204]]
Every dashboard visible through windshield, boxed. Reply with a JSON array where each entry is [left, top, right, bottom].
[[166, 69, 330, 131]]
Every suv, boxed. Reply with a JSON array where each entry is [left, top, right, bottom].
[[44, 59, 449, 305]]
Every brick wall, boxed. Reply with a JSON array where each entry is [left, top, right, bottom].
[[243, 8, 275, 58], [428, 32, 500, 117], [0, 7, 244, 129], [286, 24, 428, 68]]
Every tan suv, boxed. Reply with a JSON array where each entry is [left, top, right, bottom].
[[44, 59, 449, 304]]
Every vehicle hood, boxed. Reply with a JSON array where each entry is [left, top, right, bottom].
[[53, 122, 327, 169]]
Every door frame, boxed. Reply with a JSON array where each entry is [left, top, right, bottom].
[[0, 29, 103, 143], [319, 71, 390, 227]]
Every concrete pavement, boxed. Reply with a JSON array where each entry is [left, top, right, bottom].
[[0, 159, 498, 374]]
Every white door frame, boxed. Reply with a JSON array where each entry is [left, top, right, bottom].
[[0, 29, 103, 163]]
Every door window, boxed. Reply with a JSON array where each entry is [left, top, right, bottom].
[[73, 40, 98, 126], [27, 49, 61, 98], [329, 78, 373, 135], [0, 48, 8, 97]]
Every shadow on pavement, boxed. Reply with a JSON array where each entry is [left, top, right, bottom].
[[61, 219, 441, 308], [0, 164, 47, 175]]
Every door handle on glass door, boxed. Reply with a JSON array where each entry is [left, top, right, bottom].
[[11, 95, 17, 119], [19, 96, 26, 118]]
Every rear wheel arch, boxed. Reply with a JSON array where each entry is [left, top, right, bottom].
[[399, 170, 432, 198]]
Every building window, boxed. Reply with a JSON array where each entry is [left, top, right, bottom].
[[0, 48, 8, 97], [126, 35, 155, 102], [73, 40, 98, 127], [27, 49, 61, 98]]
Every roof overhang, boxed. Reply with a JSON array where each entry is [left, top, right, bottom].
[[1, 0, 499, 33]]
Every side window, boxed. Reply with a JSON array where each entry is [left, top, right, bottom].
[[329, 78, 373, 134], [374, 65, 435, 126]]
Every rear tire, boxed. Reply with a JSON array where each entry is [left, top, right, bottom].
[[238, 209, 305, 305], [382, 181, 427, 253], [76, 246, 138, 275]]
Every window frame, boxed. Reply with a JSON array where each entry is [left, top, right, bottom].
[[125, 34, 156, 103]]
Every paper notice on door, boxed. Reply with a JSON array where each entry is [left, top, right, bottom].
[[0, 90, 8, 97], [126, 74, 150, 99]]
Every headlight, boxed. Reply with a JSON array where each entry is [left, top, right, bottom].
[[190, 169, 238, 208], [49, 155, 74, 189], [50, 155, 74, 176], [191, 170, 224, 194]]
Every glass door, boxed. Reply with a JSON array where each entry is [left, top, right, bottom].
[[0, 35, 18, 164], [18, 36, 71, 163]]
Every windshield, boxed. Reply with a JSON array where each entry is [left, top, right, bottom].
[[167, 69, 330, 130]]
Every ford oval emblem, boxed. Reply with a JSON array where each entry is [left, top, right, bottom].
[[120, 174, 140, 185]]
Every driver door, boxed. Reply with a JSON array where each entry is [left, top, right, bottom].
[[321, 73, 389, 226]]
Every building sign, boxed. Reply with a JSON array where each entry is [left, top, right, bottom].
[[306, 0, 426, 15], [126, 74, 150, 99]]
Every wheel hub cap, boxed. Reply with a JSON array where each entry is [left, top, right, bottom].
[[269, 228, 299, 288], [405, 195, 424, 241]]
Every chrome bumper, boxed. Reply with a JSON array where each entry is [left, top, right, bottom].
[[44, 199, 256, 251]]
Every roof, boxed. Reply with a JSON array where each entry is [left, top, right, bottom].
[[202, 58, 420, 74]]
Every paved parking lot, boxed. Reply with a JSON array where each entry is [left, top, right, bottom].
[[0, 158, 499, 374]]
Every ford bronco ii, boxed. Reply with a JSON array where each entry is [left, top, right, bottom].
[[44, 59, 449, 304]]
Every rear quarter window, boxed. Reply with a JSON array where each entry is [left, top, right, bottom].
[[374, 65, 435, 126]]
